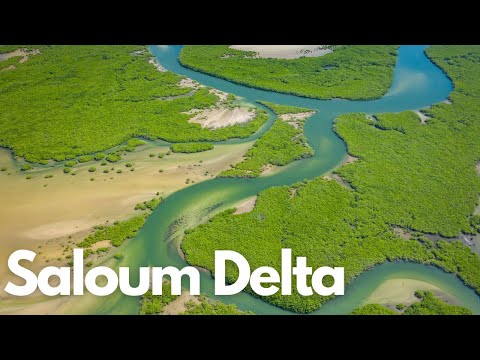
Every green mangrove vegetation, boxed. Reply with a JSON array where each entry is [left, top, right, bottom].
[[135, 196, 164, 211], [79, 196, 163, 248], [351, 304, 397, 315], [139, 283, 178, 315], [0, 46, 268, 164], [78, 214, 148, 248], [170, 142, 214, 153], [0, 56, 22, 70], [138, 284, 251, 315], [0, 46, 36, 54], [179, 46, 399, 100], [352, 291, 473, 315], [220, 103, 314, 178], [182, 296, 253, 315], [182, 46, 480, 313], [334, 111, 479, 237], [257, 101, 312, 115]]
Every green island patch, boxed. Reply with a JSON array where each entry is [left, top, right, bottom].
[[0, 56, 22, 70], [179, 46, 399, 100], [352, 290, 472, 315], [170, 142, 214, 153], [0, 46, 268, 164], [181, 46, 480, 313], [220, 102, 314, 178], [182, 295, 253, 315], [139, 283, 251, 315], [78, 195, 163, 249]]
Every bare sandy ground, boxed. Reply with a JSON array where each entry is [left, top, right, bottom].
[[0, 140, 253, 305], [189, 107, 255, 129], [233, 196, 257, 215], [148, 57, 166, 72], [230, 45, 333, 59], [414, 110, 430, 124], [279, 111, 315, 129], [365, 278, 459, 308], [161, 291, 199, 315], [393, 227, 413, 240], [179, 78, 200, 89], [0, 48, 40, 63], [324, 173, 352, 190], [0, 296, 73, 315], [323, 154, 357, 189]]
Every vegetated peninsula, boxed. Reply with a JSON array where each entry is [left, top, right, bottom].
[[220, 101, 315, 178], [0, 45, 267, 164], [139, 282, 252, 315], [179, 45, 399, 100], [352, 290, 473, 315], [181, 46, 480, 313]]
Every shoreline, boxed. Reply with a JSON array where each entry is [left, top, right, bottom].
[[229, 45, 333, 60], [0, 140, 254, 308]]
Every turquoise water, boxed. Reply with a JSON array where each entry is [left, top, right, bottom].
[[88, 45, 480, 315]]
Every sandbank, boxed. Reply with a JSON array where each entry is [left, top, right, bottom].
[[0, 140, 254, 305], [365, 278, 459, 308], [161, 290, 199, 315], [279, 111, 315, 129], [189, 107, 255, 129], [233, 196, 257, 215], [148, 57, 166, 72], [229, 45, 333, 59]]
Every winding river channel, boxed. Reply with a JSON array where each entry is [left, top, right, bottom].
[[89, 45, 480, 314]]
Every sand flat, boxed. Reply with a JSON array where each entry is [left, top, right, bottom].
[[230, 45, 333, 59], [365, 278, 459, 307], [233, 196, 257, 215], [161, 291, 199, 315], [0, 141, 253, 300], [189, 107, 255, 129]]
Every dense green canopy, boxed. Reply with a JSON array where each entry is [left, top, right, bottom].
[[179, 45, 399, 100], [182, 46, 480, 313]]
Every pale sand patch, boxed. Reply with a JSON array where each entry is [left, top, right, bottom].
[[0, 296, 73, 315], [148, 57, 166, 72], [162, 290, 199, 315], [365, 278, 459, 307], [233, 196, 257, 215], [230, 45, 333, 59], [414, 110, 430, 125], [179, 78, 200, 89], [279, 112, 315, 122], [323, 155, 357, 189], [393, 227, 412, 240], [90, 240, 112, 251], [343, 154, 358, 165], [189, 107, 255, 129], [323, 173, 352, 190], [279, 111, 315, 129], [23, 219, 100, 241], [0, 140, 253, 302], [261, 164, 281, 176], [443, 99, 452, 105], [0, 48, 40, 63], [209, 88, 228, 103], [1, 65, 16, 71]]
